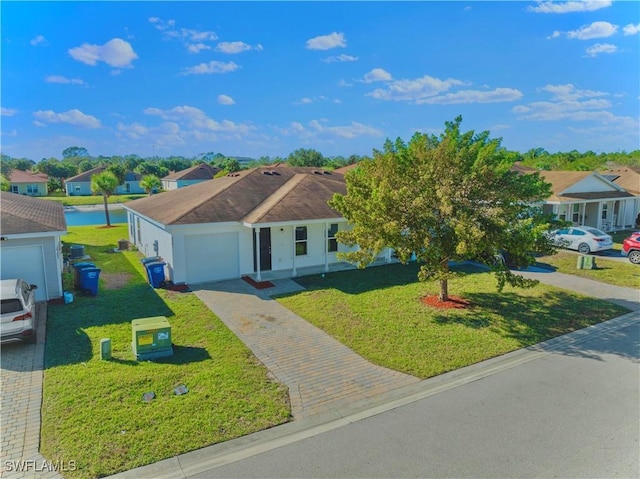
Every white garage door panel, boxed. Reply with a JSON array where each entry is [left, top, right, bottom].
[[1, 245, 48, 301], [185, 233, 239, 284]]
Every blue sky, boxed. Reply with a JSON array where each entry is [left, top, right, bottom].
[[1, 1, 638, 161]]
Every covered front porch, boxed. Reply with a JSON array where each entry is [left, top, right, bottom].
[[545, 194, 638, 232]]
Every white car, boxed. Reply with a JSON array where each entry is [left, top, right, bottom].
[[1, 279, 38, 343], [550, 227, 613, 254]]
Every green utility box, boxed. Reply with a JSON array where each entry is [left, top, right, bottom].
[[132, 316, 173, 360], [576, 255, 597, 270]]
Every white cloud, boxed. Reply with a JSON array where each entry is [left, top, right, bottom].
[[187, 43, 211, 54], [215, 41, 262, 54], [282, 119, 382, 140], [367, 75, 465, 102], [217, 94, 235, 105], [33, 109, 101, 128], [323, 54, 358, 63], [363, 68, 392, 83], [1, 107, 18, 116], [541, 84, 608, 101], [417, 88, 523, 105], [30, 35, 47, 46], [306, 32, 346, 50], [338, 79, 353, 87], [45, 75, 86, 86], [623, 23, 640, 36], [68, 38, 138, 68], [528, 1, 611, 14], [143, 105, 252, 135], [585, 43, 617, 57], [181, 61, 240, 75], [566, 21, 618, 40], [149, 17, 217, 53]]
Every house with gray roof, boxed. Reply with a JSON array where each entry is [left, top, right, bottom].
[[123, 165, 378, 285], [65, 166, 144, 196], [161, 163, 220, 190], [0, 192, 67, 300]]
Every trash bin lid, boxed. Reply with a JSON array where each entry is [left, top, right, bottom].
[[73, 262, 95, 269]]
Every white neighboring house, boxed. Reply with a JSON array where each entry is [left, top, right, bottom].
[[161, 163, 220, 190], [537, 171, 639, 232], [123, 166, 382, 285], [0, 192, 67, 301]]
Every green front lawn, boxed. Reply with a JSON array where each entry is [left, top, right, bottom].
[[41, 194, 147, 206], [41, 225, 290, 479], [276, 263, 629, 379], [536, 251, 640, 288]]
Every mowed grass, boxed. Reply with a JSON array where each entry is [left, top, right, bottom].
[[276, 263, 628, 379], [41, 225, 290, 479], [536, 251, 640, 289], [42, 193, 147, 206]]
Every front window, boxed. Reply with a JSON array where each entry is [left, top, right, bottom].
[[295, 226, 307, 256], [572, 204, 580, 223], [75, 186, 80, 193], [327, 223, 338, 252], [601, 203, 608, 220], [27, 184, 38, 194], [136, 217, 142, 243], [10, 185, 18, 193]]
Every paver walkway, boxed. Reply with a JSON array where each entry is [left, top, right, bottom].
[[0, 304, 61, 479], [194, 279, 420, 418]]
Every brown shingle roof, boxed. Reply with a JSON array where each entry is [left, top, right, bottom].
[[8, 169, 48, 183], [0, 192, 66, 235], [125, 166, 346, 226], [162, 163, 220, 181], [538, 171, 632, 202], [600, 168, 640, 195]]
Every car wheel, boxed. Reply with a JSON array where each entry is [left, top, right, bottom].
[[628, 250, 640, 264], [577, 243, 591, 254]]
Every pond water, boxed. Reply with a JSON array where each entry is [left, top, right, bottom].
[[65, 208, 128, 226]]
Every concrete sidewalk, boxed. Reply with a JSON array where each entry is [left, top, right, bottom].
[[194, 278, 419, 418]]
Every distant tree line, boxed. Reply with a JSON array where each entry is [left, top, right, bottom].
[[1, 145, 638, 194]]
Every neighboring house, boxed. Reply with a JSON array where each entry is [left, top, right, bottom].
[[123, 166, 380, 285], [65, 166, 145, 196], [161, 163, 220, 190], [7, 169, 49, 196], [0, 192, 67, 301], [537, 171, 638, 232]]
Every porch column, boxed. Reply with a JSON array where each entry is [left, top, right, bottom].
[[581, 203, 586, 226], [324, 223, 329, 272], [596, 202, 603, 230], [291, 226, 297, 277], [254, 228, 262, 282], [386, 248, 392, 263]]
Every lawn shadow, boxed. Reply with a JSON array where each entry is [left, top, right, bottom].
[[105, 345, 212, 366], [431, 289, 636, 362]]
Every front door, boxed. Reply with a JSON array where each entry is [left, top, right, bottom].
[[253, 227, 272, 271]]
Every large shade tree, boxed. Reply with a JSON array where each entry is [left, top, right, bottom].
[[91, 171, 119, 227], [330, 116, 559, 302]]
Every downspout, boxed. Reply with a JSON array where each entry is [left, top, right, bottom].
[[291, 226, 297, 277], [324, 223, 329, 272], [255, 228, 262, 282]]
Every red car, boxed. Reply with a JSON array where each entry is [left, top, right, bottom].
[[621, 232, 640, 264]]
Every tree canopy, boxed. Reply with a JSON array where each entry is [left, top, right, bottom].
[[330, 116, 560, 302], [140, 174, 161, 195]]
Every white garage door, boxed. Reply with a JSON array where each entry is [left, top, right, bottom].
[[1, 245, 48, 301], [185, 233, 239, 284]]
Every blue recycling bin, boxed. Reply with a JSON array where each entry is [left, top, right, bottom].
[[72, 262, 96, 289], [79, 267, 101, 296], [145, 262, 166, 288], [140, 256, 162, 266]]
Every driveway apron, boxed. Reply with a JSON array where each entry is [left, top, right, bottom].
[[194, 279, 419, 418]]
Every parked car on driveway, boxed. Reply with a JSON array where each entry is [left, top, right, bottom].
[[621, 232, 640, 264], [550, 227, 613, 254], [1, 279, 38, 343]]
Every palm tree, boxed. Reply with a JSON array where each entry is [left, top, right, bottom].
[[91, 171, 119, 226]]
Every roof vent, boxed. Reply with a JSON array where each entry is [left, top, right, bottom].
[[312, 170, 323, 175], [323, 171, 332, 175], [262, 171, 272, 176], [227, 172, 240, 177], [269, 170, 280, 176]]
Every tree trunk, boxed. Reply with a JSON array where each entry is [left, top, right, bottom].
[[438, 258, 449, 302], [103, 195, 111, 227]]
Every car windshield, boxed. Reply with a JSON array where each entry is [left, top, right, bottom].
[[585, 228, 606, 236], [1, 299, 23, 314]]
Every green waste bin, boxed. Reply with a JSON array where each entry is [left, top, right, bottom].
[[576, 256, 585, 269]]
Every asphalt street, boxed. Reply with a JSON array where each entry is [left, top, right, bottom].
[[191, 316, 639, 479]]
